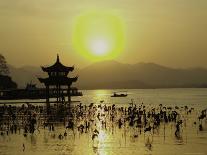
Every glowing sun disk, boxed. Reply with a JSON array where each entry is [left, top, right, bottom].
[[72, 10, 125, 61], [89, 39, 110, 56]]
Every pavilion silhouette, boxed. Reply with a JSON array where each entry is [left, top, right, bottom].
[[38, 54, 78, 112]]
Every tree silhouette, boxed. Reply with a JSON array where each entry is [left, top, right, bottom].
[[0, 54, 9, 75]]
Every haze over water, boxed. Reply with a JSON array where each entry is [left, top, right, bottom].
[[3, 88, 207, 108], [77, 88, 207, 108]]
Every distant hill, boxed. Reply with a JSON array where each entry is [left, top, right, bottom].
[[8, 65, 78, 88], [8, 61, 207, 89], [77, 61, 207, 89], [9, 65, 45, 88]]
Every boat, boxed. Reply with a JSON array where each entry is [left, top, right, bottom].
[[111, 91, 127, 97]]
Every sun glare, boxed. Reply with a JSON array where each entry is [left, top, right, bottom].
[[89, 39, 110, 56], [72, 10, 125, 61]]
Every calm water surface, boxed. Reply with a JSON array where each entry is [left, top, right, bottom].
[[0, 88, 207, 155], [78, 88, 207, 108]]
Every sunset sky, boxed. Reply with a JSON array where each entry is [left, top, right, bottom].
[[0, 0, 207, 68]]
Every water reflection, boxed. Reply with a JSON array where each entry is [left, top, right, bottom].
[[1, 90, 207, 154], [94, 90, 110, 96]]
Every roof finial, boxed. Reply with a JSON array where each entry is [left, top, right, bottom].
[[57, 54, 60, 62]]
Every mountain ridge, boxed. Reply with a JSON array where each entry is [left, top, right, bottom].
[[8, 61, 207, 89]]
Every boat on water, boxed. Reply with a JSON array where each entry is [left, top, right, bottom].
[[111, 91, 127, 97]]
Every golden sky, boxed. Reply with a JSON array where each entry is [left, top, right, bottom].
[[0, 0, 207, 68]]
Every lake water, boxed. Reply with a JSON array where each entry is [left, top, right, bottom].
[[0, 88, 207, 155], [77, 88, 207, 109]]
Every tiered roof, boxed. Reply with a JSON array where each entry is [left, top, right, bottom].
[[41, 55, 74, 73], [38, 54, 78, 86]]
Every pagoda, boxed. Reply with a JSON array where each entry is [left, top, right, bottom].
[[38, 54, 78, 110]]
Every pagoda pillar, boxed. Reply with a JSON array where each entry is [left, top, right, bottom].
[[56, 84, 59, 103], [46, 85, 50, 113], [68, 85, 71, 103]]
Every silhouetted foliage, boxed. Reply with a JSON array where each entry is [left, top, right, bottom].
[[0, 54, 17, 89], [0, 54, 9, 75], [0, 75, 17, 89]]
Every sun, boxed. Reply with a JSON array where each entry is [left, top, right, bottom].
[[89, 39, 110, 56], [72, 10, 125, 61]]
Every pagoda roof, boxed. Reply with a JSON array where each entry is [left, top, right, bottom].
[[41, 55, 74, 72], [38, 76, 78, 85]]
